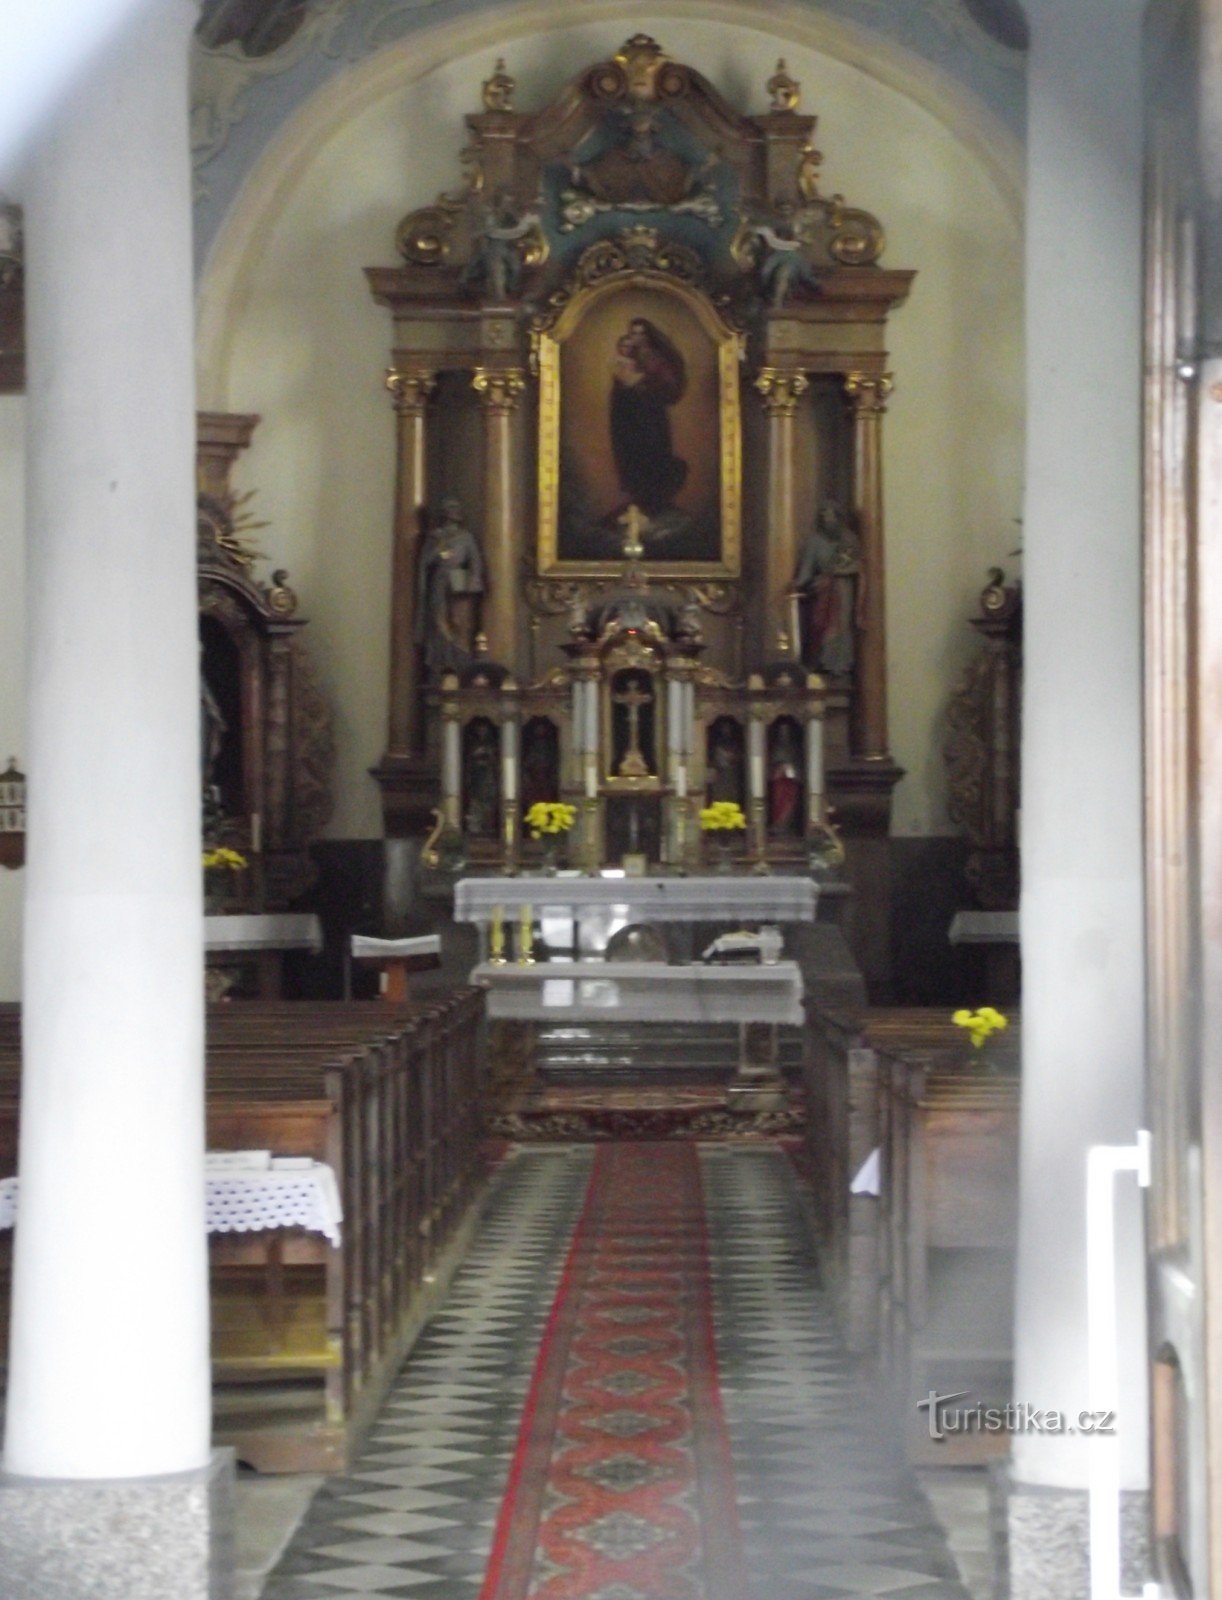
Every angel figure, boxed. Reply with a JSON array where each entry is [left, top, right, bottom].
[[755, 207, 820, 308], [465, 193, 539, 302]]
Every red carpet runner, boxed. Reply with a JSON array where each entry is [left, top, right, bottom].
[[480, 1144, 747, 1600]]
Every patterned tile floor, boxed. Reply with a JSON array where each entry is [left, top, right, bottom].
[[261, 1145, 981, 1600]]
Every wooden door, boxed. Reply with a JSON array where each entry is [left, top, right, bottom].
[[1144, 2, 1222, 1591]]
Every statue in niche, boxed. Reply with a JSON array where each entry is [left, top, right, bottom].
[[415, 498, 486, 677], [521, 718, 560, 811], [794, 499, 864, 677], [464, 192, 539, 302], [768, 720, 803, 836], [463, 720, 500, 837], [753, 205, 820, 308], [707, 718, 744, 807], [200, 655, 227, 798]]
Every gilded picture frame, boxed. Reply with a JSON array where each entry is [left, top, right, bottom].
[[536, 273, 742, 578]]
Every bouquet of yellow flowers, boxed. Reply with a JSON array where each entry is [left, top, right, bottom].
[[524, 801, 577, 839], [698, 800, 746, 832], [952, 1006, 1008, 1050], [202, 847, 248, 873]]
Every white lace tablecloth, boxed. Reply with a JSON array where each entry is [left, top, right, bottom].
[[0, 1163, 342, 1248]]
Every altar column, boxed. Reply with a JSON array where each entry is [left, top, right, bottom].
[[385, 367, 436, 759], [1008, 1, 1147, 1594], [473, 367, 527, 670], [844, 373, 892, 760], [755, 367, 808, 661], [1, 0, 232, 1590]]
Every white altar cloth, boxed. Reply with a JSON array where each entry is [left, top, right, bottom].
[[455, 876, 816, 924], [204, 912, 323, 953], [0, 1159, 342, 1247]]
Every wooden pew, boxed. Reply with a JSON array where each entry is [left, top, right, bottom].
[[804, 1005, 1020, 1463], [0, 990, 487, 1473]]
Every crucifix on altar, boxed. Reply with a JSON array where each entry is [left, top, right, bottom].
[[613, 678, 653, 778]]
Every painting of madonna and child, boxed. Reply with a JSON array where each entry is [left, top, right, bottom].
[[544, 284, 740, 573]]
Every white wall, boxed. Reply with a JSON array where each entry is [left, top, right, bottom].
[[0, 395, 24, 1000], [199, 15, 1025, 840]]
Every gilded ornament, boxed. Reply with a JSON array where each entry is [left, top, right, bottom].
[[481, 58, 515, 112], [766, 59, 801, 113], [267, 569, 298, 616], [385, 367, 437, 414], [754, 367, 809, 414]]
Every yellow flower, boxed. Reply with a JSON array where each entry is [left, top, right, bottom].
[[699, 801, 746, 832], [951, 1005, 1009, 1049], [203, 847, 247, 873], [525, 801, 576, 840]]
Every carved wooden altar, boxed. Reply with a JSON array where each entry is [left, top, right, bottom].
[[197, 412, 334, 910], [365, 39, 913, 942]]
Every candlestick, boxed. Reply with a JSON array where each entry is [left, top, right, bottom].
[[489, 904, 506, 965], [518, 903, 535, 965]]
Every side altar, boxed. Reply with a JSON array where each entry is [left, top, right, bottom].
[[365, 36, 914, 989]]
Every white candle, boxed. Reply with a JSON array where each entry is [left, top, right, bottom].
[[443, 719, 461, 799], [676, 763, 687, 799], [682, 683, 694, 759], [502, 718, 518, 803], [585, 754, 598, 799], [806, 716, 824, 807], [667, 680, 681, 756], [749, 717, 765, 800], [585, 683, 598, 753], [572, 683, 586, 754]]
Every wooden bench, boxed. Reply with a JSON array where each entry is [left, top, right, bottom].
[[0, 991, 487, 1472], [804, 1005, 1020, 1463]]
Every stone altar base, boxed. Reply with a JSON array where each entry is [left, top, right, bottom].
[[0, 1449, 235, 1600]]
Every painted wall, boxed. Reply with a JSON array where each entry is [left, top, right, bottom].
[[0, 396, 25, 999], [199, 16, 1024, 843]]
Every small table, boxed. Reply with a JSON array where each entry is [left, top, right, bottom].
[[350, 934, 442, 1002], [205, 913, 323, 999]]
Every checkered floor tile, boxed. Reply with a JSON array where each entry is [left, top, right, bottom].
[[262, 1144, 976, 1599]]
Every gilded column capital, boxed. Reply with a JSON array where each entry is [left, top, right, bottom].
[[473, 367, 528, 413], [844, 372, 894, 413], [754, 367, 809, 414], [385, 367, 437, 414]]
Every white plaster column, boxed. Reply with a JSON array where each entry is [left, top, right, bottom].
[[4, 0, 209, 1482], [1010, 1, 1148, 1592]]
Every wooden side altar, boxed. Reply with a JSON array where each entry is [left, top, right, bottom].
[[365, 38, 913, 987]]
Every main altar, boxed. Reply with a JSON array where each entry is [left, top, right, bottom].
[[364, 35, 914, 981]]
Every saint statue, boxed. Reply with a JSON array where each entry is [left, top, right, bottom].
[[415, 498, 486, 676], [610, 318, 688, 519], [707, 721, 744, 807], [794, 499, 864, 677], [200, 646, 227, 797], [463, 722, 500, 837], [768, 722, 803, 836]]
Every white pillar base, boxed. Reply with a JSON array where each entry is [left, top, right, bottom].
[[996, 1471, 1150, 1600], [0, 1449, 235, 1600]]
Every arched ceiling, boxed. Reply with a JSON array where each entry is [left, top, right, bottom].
[[190, 0, 1026, 273]]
